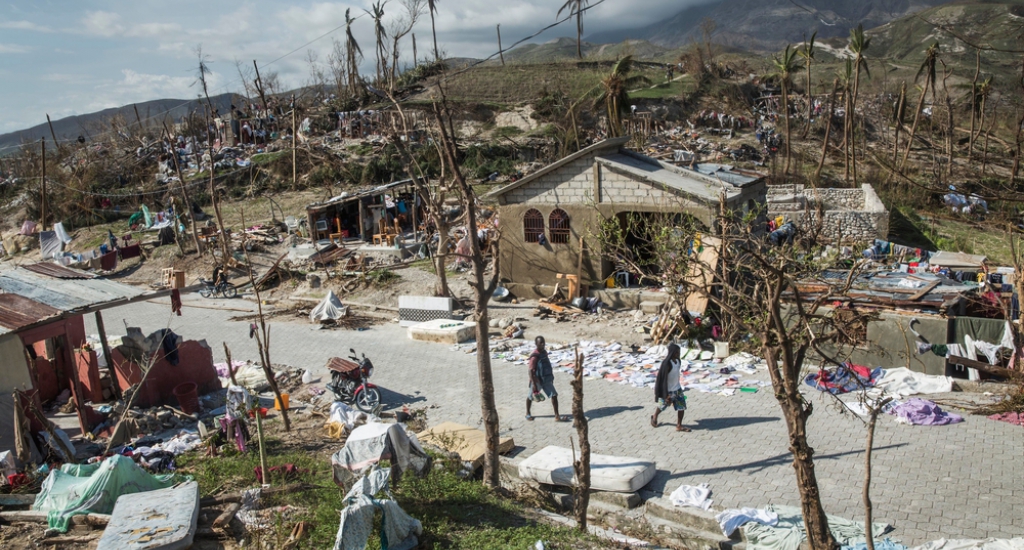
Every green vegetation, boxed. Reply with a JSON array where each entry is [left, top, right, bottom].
[[628, 78, 689, 100], [177, 436, 597, 549], [462, 144, 518, 179], [493, 126, 524, 139], [889, 206, 1014, 265]]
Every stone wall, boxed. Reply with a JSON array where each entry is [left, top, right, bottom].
[[767, 184, 889, 244]]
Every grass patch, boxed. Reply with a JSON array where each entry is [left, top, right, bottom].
[[251, 151, 289, 165], [175, 435, 598, 549], [629, 78, 688, 99]]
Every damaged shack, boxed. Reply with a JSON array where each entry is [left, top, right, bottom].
[[0, 263, 220, 451], [791, 267, 1016, 378], [304, 179, 421, 246], [486, 136, 768, 298]]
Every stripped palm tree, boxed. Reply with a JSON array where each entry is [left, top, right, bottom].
[[344, 9, 364, 95], [900, 42, 938, 171], [367, 1, 388, 84], [427, 0, 440, 62], [891, 81, 907, 166], [592, 56, 651, 137], [558, 0, 591, 60], [770, 45, 800, 175], [798, 32, 817, 138], [847, 24, 870, 185]]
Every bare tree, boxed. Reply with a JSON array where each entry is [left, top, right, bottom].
[[431, 89, 503, 487], [427, 0, 440, 62]]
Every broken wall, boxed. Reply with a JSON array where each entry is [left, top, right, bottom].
[[111, 340, 222, 409]]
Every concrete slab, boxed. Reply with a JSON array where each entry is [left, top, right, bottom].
[[407, 318, 475, 344], [97, 481, 199, 550]]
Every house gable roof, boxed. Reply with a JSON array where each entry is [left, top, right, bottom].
[[484, 136, 630, 200]]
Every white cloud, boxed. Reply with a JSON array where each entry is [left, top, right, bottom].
[[0, 20, 53, 32], [80, 11, 181, 39], [0, 43, 30, 53]]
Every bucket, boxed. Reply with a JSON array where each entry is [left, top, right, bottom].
[[275, 393, 290, 411], [173, 382, 200, 415], [713, 342, 730, 359]]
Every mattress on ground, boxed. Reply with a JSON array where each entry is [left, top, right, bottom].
[[518, 445, 656, 493]]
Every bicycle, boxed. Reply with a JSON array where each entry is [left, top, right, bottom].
[[198, 278, 237, 299]]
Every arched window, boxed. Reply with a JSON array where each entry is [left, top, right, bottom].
[[524, 209, 544, 243], [549, 208, 570, 244]]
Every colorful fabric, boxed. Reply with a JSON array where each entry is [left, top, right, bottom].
[[804, 363, 884, 394], [892, 398, 963, 426], [987, 412, 1024, 427]]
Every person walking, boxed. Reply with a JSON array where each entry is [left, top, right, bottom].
[[526, 336, 567, 422], [652, 343, 690, 431]]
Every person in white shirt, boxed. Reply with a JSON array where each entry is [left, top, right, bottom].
[[652, 343, 689, 432]]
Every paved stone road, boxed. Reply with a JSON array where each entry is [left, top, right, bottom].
[[89, 297, 1024, 544]]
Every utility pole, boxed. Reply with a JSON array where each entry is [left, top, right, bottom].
[[45, 114, 59, 152], [497, 25, 505, 66], [40, 138, 47, 230], [412, 33, 418, 67], [292, 101, 297, 190]]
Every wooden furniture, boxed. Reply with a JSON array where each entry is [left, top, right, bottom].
[[372, 219, 397, 246], [556, 273, 587, 300]]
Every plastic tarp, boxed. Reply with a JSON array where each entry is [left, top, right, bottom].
[[331, 423, 430, 488], [874, 368, 953, 397], [33, 454, 177, 532], [912, 539, 1024, 550], [310, 290, 348, 322]]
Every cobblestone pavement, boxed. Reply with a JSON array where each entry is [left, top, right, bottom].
[[90, 297, 1024, 544]]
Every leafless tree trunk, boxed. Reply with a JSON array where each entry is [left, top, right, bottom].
[[901, 80, 930, 172], [162, 122, 203, 254], [571, 347, 591, 531], [969, 49, 981, 159], [433, 94, 502, 486], [240, 210, 291, 432]]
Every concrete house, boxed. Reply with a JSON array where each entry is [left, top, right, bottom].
[[485, 137, 768, 297]]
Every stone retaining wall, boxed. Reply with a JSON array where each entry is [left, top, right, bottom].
[[767, 184, 889, 244]]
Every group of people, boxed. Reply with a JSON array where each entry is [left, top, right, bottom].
[[524, 336, 691, 432]]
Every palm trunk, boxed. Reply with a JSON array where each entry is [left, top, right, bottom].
[[851, 61, 861, 186], [843, 89, 851, 182], [900, 83, 929, 171], [803, 61, 813, 138], [430, 12, 439, 62], [814, 79, 839, 181], [576, 12, 583, 59], [980, 103, 991, 175], [1013, 109, 1024, 181], [782, 82, 792, 175]]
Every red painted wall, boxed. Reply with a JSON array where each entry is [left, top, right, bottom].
[[111, 340, 222, 409], [74, 349, 104, 404]]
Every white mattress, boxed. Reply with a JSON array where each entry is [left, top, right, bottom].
[[518, 445, 656, 493]]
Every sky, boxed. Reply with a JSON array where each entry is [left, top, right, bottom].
[[0, 0, 701, 135]]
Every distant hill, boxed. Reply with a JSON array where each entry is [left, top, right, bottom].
[[0, 93, 239, 154], [587, 0, 952, 51], [503, 38, 669, 64]]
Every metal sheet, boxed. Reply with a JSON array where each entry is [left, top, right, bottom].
[[22, 262, 95, 279], [0, 267, 146, 313], [0, 294, 61, 330]]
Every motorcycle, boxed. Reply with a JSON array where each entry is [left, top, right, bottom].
[[325, 348, 381, 413]]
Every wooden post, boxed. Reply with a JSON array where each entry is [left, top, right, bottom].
[[412, 33, 418, 67], [40, 138, 47, 231], [571, 347, 590, 531], [575, 235, 585, 299], [358, 198, 366, 240], [411, 184, 418, 241], [133, 104, 143, 131], [291, 106, 297, 189], [45, 114, 59, 151], [94, 311, 121, 399], [497, 25, 505, 66]]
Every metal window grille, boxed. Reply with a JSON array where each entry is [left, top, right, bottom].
[[549, 209, 570, 244], [524, 209, 544, 243]]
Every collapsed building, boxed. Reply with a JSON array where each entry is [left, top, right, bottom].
[[0, 263, 219, 452]]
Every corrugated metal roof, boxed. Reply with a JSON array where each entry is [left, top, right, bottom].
[[306, 179, 414, 211], [23, 262, 96, 279], [0, 267, 146, 313], [0, 294, 61, 332]]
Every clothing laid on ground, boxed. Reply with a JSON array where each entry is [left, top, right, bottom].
[[669, 483, 712, 511], [715, 507, 779, 537], [892, 398, 963, 426]]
